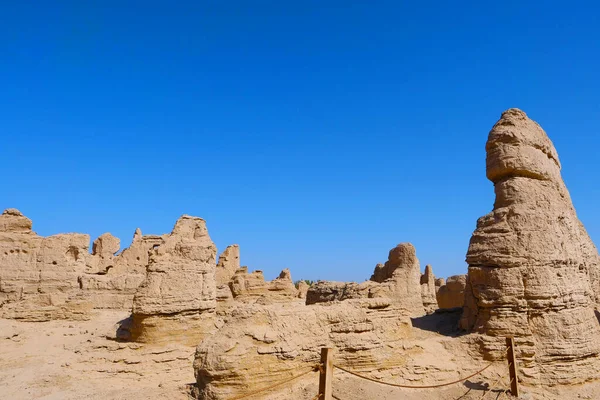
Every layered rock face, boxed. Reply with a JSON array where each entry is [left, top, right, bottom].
[[460, 108, 600, 385], [79, 229, 163, 309], [1, 207, 306, 332], [215, 245, 240, 303], [306, 243, 424, 317], [306, 243, 424, 316], [0, 209, 92, 320], [0, 208, 32, 232], [370, 243, 424, 315], [305, 280, 374, 304], [215, 244, 239, 286], [436, 275, 466, 310], [129, 215, 218, 344], [229, 267, 298, 300], [420, 264, 437, 313], [193, 243, 428, 399], [0, 208, 167, 320], [193, 300, 413, 400]]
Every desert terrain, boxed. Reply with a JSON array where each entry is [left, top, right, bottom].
[[2, 109, 600, 400]]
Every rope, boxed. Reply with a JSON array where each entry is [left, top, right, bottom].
[[478, 373, 505, 399], [227, 365, 319, 400], [500, 377, 515, 398], [497, 379, 508, 399], [333, 362, 494, 389]]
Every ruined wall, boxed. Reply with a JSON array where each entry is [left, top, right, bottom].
[[0, 209, 92, 321], [307, 243, 425, 317], [420, 264, 437, 314], [128, 215, 218, 344], [1, 209, 169, 320], [436, 275, 466, 310]]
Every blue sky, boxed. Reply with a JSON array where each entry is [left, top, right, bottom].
[[1, 1, 599, 282]]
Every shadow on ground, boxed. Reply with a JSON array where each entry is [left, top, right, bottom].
[[106, 315, 133, 342], [410, 308, 465, 337], [463, 380, 506, 398]]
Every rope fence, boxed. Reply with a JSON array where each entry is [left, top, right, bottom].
[[226, 364, 319, 400], [333, 362, 494, 389], [225, 336, 520, 400]]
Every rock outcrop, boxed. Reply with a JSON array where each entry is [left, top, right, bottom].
[[88, 233, 121, 274], [193, 300, 413, 400], [229, 267, 298, 300], [0, 208, 33, 233], [0, 208, 170, 319], [296, 280, 310, 299], [370, 244, 424, 314], [0, 209, 93, 321], [305, 280, 374, 304], [306, 243, 424, 316], [214, 245, 240, 304], [420, 264, 437, 313], [78, 230, 163, 309], [129, 215, 218, 344], [215, 244, 239, 286], [192, 243, 430, 398], [460, 108, 600, 385], [435, 278, 445, 293], [268, 268, 298, 297], [0, 209, 222, 323], [436, 275, 466, 310]]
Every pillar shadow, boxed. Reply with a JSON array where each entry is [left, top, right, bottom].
[[410, 307, 465, 337], [105, 315, 133, 342]]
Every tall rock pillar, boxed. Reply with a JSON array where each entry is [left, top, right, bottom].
[[460, 108, 600, 385], [129, 215, 218, 344]]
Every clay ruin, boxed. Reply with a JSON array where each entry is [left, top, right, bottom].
[[460, 108, 600, 385], [2, 109, 600, 399]]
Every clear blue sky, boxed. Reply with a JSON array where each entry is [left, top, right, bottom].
[[1, 2, 599, 282]]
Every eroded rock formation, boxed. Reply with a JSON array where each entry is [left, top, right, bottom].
[[229, 267, 298, 300], [128, 215, 218, 344], [0, 208, 169, 320], [296, 280, 310, 299], [0, 209, 93, 321], [305, 280, 373, 304], [214, 245, 240, 304], [435, 277, 445, 293], [193, 242, 430, 398], [79, 229, 163, 309], [306, 243, 424, 316], [460, 108, 600, 385], [436, 275, 466, 310], [0, 208, 308, 332], [369, 243, 424, 315], [215, 245, 239, 286], [420, 264, 437, 313], [0, 208, 33, 232], [193, 300, 413, 399]]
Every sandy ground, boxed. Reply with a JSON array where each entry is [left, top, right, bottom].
[[0, 311, 194, 400], [1, 310, 600, 399]]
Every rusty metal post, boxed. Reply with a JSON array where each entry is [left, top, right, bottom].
[[318, 347, 333, 400], [506, 337, 520, 397]]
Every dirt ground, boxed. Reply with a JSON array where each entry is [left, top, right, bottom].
[[1, 310, 600, 400]]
